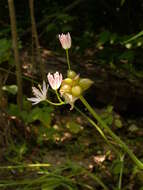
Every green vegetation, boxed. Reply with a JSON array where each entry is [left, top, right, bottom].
[[0, 0, 143, 189]]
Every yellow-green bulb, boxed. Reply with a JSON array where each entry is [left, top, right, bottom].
[[67, 70, 77, 79], [60, 84, 71, 93], [62, 78, 73, 86], [79, 78, 93, 91], [71, 85, 82, 97], [72, 75, 80, 86]]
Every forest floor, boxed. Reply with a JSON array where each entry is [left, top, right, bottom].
[[0, 49, 143, 190]]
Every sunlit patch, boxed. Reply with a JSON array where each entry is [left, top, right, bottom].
[[93, 155, 106, 164], [61, 132, 72, 142]]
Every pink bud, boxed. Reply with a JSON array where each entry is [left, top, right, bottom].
[[59, 32, 71, 50], [47, 72, 62, 90]]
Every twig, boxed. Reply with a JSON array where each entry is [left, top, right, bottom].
[[0, 67, 38, 84], [8, 0, 23, 110], [29, 0, 45, 80]]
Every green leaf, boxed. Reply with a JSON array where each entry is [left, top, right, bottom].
[[39, 110, 51, 126], [27, 107, 53, 126], [110, 33, 117, 44], [57, 13, 74, 22], [46, 23, 56, 32], [119, 50, 134, 62], [8, 104, 20, 117], [101, 112, 113, 125], [0, 38, 11, 54], [0, 38, 12, 64], [20, 110, 29, 123], [66, 121, 83, 134], [112, 161, 122, 174], [106, 105, 113, 113], [114, 119, 122, 128], [120, 0, 126, 6], [2, 85, 18, 95], [27, 107, 41, 123], [98, 30, 110, 44], [104, 115, 113, 125]]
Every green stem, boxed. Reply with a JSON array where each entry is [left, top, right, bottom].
[[0, 163, 50, 170], [79, 95, 143, 170], [75, 106, 119, 156], [45, 99, 65, 106], [66, 49, 70, 70], [86, 171, 109, 190], [118, 154, 124, 190], [55, 90, 64, 103]]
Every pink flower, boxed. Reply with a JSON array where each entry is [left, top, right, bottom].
[[59, 32, 71, 49], [27, 81, 48, 105], [47, 72, 62, 90]]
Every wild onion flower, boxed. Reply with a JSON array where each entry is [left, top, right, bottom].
[[59, 32, 71, 50], [59, 70, 94, 110], [47, 72, 62, 90], [62, 93, 78, 110], [27, 81, 48, 105]]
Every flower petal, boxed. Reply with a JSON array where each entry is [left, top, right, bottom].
[[27, 97, 41, 105], [47, 72, 62, 90], [28, 81, 48, 105], [59, 33, 71, 49]]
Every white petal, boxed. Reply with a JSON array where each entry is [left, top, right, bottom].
[[27, 97, 41, 105], [42, 81, 48, 97], [32, 87, 43, 99]]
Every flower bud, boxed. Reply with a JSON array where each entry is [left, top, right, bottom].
[[71, 85, 82, 97], [72, 75, 80, 86], [62, 78, 73, 86], [79, 78, 94, 91], [60, 84, 71, 94], [47, 72, 62, 90], [67, 70, 77, 79], [59, 33, 71, 50]]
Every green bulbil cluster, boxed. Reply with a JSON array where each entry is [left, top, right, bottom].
[[60, 70, 93, 109]]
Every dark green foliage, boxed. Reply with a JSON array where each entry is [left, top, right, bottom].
[[8, 102, 53, 126], [0, 38, 13, 64]]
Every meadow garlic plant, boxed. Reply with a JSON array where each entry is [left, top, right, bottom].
[[28, 32, 143, 170]]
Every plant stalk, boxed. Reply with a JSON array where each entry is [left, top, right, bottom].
[[79, 95, 143, 170], [45, 99, 65, 106], [118, 154, 124, 190], [75, 106, 120, 156], [29, 0, 45, 80], [0, 163, 50, 170], [8, 0, 23, 110], [55, 90, 63, 103], [66, 49, 71, 70]]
